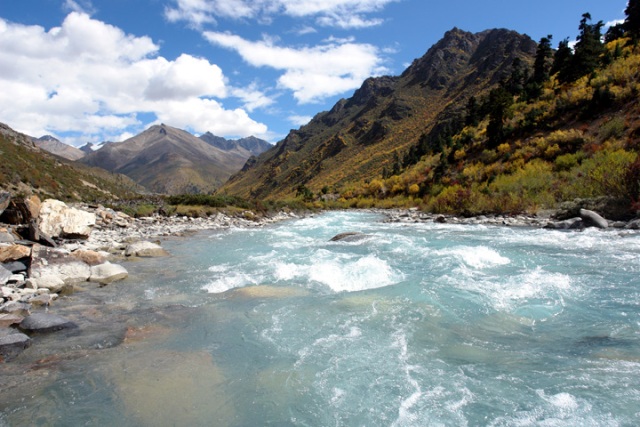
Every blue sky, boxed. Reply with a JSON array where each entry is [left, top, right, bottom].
[[0, 0, 627, 146]]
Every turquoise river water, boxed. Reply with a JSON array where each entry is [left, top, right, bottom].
[[1, 211, 640, 426]]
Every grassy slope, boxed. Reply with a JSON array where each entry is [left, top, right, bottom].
[[0, 126, 142, 202]]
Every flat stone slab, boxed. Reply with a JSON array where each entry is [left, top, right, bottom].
[[19, 313, 77, 333]]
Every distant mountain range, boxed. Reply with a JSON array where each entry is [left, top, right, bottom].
[[220, 28, 537, 199], [30, 126, 271, 195], [78, 124, 271, 194]]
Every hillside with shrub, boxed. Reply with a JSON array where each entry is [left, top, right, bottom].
[[221, 9, 640, 218], [0, 123, 142, 202]]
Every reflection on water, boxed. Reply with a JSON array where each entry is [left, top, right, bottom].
[[1, 211, 640, 426]]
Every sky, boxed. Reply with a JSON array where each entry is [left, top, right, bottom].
[[0, 0, 627, 147]]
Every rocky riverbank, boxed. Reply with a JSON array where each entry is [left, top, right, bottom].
[[381, 207, 640, 230], [0, 193, 300, 361]]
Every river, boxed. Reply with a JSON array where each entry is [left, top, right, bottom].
[[1, 211, 639, 426]]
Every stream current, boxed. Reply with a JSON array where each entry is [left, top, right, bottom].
[[1, 211, 640, 426]]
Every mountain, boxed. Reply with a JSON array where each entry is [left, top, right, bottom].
[[79, 142, 95, 154], [33, 135, 85, 161], [199, 132, 271, 156], [0, 122, 142, 201], [79, 124, 257, 194], [79, 140, 114, 154], [220, 28, 537, 199]]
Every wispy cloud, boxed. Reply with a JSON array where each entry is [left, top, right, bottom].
[[203, 31, 388, 103], [165, 0, 399, 29], [0, 13, 268, 144], [63, 0, 95, 15], [289, 114, 312, 126]]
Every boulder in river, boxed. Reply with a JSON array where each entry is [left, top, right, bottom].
[[125, 241, 169, 257], [579, 209, 608, 229], [330, 232, 369, 242], [90, 262, 128, 284]]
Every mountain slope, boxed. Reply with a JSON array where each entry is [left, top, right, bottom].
[[0, 123, 142, 201], [221, 28, 537, 199], [79, 124, 254, 194], [34, 135, 85, 161]]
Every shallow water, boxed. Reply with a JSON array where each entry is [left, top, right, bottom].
[[2, 211, 640, 426]]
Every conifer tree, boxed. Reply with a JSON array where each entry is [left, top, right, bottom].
[[486, 86, 513, 148], [533, 35, 553, 83], [552, 39, 573, 82], [572, 13, 605, 78], [625, 0, 640, 41], [465, 96, 480, 127]]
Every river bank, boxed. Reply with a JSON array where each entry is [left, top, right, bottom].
[[0, 196, 302, 361]]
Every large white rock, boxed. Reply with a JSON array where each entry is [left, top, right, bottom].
[[28, 245, 91, 292], [125, 241, 169, 257], [39, 199, 96, 239], [90, 262, 128, 284]]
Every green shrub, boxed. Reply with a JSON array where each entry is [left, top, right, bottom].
[[599, 116, 626, 141]]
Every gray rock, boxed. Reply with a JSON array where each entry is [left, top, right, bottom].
[[0, 330, 31, 361], [329, 232, 370, 242], [0, 230, 14, 243], [0, 301, 31, 316], [625, 219, 640, 230], [2, 261, 28, 273], [19, 313, 77, 333], [544, 217, 583, 230], [0, 265, 11, 285], [579, 209, 608, 229], [0, 192, 10, 216]]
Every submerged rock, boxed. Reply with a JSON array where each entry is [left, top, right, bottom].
[[19, 313, 77, 333], [0, 329, 31, 361], [330, 232, 369, 242]]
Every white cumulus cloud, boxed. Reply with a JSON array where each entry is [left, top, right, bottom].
[[203, 31, 387, 103], [0, 12, 269, 144]]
